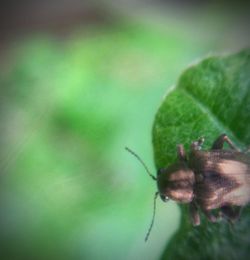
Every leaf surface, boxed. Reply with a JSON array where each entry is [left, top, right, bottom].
[[152, 49, 250, 259]]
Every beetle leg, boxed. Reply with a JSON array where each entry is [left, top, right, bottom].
[[212, 134, 240, 151], [220, 206, 242, 222], [203, 210, 220, 223], [191, 137, 205, 151], [177, 144, 187, 161], [197, 136, 205, 147], [189, 202, 200, 226]]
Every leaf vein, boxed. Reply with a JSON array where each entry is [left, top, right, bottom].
[[180, 88, 243, 146]]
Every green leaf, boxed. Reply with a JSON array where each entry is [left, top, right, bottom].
[[152, 49, 250, 259]]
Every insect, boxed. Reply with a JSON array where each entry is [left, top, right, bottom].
[[126, 134, 250, 241]]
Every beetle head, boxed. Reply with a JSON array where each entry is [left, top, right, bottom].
[[125, 146, 195, 241], [125, 146, 195, 204], [157, 161, 195, 203]]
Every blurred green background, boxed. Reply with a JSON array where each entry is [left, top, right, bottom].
[[0, 1, 249, 259]]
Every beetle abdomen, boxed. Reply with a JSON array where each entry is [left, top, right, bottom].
[[194, 155, 250, 210]]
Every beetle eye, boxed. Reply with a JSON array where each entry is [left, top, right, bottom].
[[160, 195, 169, 202], [157, 168, 165, 175]]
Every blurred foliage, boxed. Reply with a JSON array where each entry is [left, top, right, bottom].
[[0, 17, 234, 259], [153, 49, 250, 259]]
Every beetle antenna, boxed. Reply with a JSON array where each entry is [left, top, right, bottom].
[[125, 147, 156, 181], [145, 192, 158, 242]]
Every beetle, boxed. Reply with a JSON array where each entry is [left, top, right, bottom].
[[126, 134, 250, 241]]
